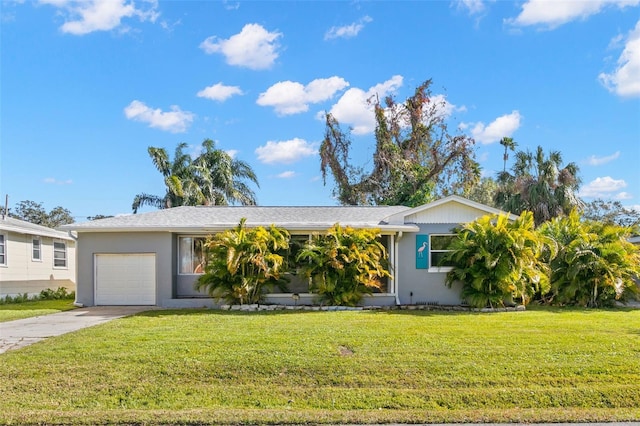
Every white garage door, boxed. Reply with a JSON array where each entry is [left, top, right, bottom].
[[95, 254, 156, 305]]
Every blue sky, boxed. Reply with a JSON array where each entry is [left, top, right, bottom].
[[1, 0, 639, 220]]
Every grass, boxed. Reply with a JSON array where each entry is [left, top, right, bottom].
[[0, 307, 639, 424], [0, 299, 77, 322]]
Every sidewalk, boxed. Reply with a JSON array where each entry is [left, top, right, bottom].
[[0, 306, 152, 354]]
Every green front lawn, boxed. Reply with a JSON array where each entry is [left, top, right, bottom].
[[0, 308, 638, 425], [0, 299, 77, 322]]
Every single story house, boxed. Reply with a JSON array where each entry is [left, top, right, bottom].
[[62, 195, 515, 308], [0, 216, 76, 298]]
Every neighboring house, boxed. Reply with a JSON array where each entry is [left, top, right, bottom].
[[0, 216, 76, 298], [62, 195, 514, 308]]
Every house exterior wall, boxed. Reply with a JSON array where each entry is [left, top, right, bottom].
[[0, 231, 76, 297], [396, 224, 464, 306], [75, 232, 172, 306]]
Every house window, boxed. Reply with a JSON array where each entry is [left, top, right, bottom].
[[32, 237, 42, 261], [53, 241, 67, 268], [429, 234, 456, 271], [287, 235, 312, 294], [0, 234, 6, 266], [178, 236, 207, 274]]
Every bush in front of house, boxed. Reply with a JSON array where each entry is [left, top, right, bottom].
[[0, 287, 75, 305], [444, 211, 555, 309], [296, 224, 391, 307], [196, 218, 291, 305], [538, 210, 640, 307]]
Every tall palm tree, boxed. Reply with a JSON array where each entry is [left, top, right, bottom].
[[192, 139, 259, 206], [499, 137, 517, 173], [495, 145, 582, 226], [132, 139, 259, 213]]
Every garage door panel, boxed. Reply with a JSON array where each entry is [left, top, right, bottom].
[[95, 254, 156, 305]]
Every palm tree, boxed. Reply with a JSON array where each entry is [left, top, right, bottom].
[[132, 139, 259, 213], [444, 211, 555, 308], [296, 224, 391, 306], [495, 145, 582, 226], [132, 143, 193, 213], [499, 137, 517, 173], [195, 218, 290, 305], [539, 210, 640, 307], [192, 139, 259, 206]]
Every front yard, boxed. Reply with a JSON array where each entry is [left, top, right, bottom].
[[0, 299, 77, 322], [0, 307, 638, 425]]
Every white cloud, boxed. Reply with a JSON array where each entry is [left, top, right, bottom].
[[325, 75, 404, 135], [324, 15, 373, 40], [585, 151, 621, 166], [200, 23, 281, 70], [464, 110, 522, 144], [124, 100, 194, 133], [257, 77, 349, 115], [579, 176, 628, 198], [39, 0, 159, 35], [43, 177, 73, 185], [599, 20, 640, 98], [615, 191, 633, 200], [255, 138, 317, 164], [508, 0, 639, 29], [455, 0, 486, 15], [197, 82, 243, 102], [276, 171, 296, 179]]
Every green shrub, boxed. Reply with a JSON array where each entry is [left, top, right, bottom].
[[444, 211, 555, 308], [39, 287, 75, 300], [296, 224, 391, 306], [196, 218, 290, 305], [539, 210, 640, 307], [0, 293, 31, 305], [0, 287, 75, 305]]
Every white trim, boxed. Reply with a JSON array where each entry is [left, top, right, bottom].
[[31, 236, 42, 262], [177, 235, 208, 275], [428, 267, 454, 273], [429, 234, 455, 270], [0, 232, 6, 267], [53, 240, 67, 269]]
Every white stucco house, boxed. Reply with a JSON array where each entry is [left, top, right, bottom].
[[62, 195, 514, 308], [0, 216, 76, 298]]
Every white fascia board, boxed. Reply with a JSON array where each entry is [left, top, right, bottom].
[[72, 224, 420, 234]]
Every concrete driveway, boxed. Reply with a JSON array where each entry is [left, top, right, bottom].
[[0, 306, 153, 354]]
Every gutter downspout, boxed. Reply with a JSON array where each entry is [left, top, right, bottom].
[[394, 231, 403, 306]]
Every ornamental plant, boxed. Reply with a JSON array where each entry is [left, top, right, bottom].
[[196, 218, 290, 305], [444, 211, 556, 308], [539, 210, 640, 307], [296, 224, 391, 306]]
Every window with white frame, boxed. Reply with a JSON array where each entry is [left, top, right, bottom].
[[429, 234, 456, 270], [53, 241, 67, 268], [32, 237, 42, 261], [0, 233, 6, 266], [178, 236, 207, 274]]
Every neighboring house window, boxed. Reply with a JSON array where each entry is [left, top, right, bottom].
[[32, 237, 42, 261], [0, 233, 6, 266], [53, 241, 67, 268], [178, 236, 207, 274], [429, 234, 456, 271]]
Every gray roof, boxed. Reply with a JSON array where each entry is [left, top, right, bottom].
[[0, 216, 75, 241], [61, 205, 417, 233]]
